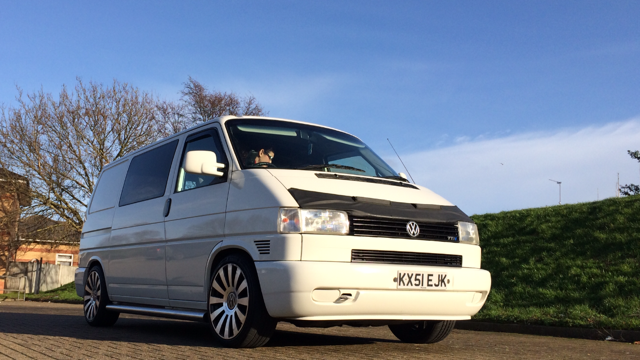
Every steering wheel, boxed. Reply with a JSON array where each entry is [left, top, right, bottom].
[[252, 162, 276, 168]]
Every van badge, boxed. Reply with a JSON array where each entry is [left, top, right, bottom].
[[406, 221, 420, 237]]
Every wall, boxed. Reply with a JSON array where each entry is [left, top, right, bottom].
[[4, 262, 76, 293], [1, 243, 80, 290]]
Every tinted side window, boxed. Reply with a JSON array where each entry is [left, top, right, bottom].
[[90, 161, 128, 213], [176, 129, 228, 193], [119, 140, 179, 206]]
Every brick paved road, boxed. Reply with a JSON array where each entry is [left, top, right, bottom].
[[0, 301, 638, 359]]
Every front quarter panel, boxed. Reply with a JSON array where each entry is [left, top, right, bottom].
[[226, 169, 298, 212]]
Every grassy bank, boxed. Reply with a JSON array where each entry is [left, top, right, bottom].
[[472, 195, 640, 330], [0, 281, 82, 304]]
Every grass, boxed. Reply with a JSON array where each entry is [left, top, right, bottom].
[[0, 281, 82, 304], [471, 195, 640, 330]]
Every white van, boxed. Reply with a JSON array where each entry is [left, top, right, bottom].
[[76, 116, 491, 348]]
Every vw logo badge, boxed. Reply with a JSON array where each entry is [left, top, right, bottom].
[[406, 221, 420, 237], [227, 292, 238, 309]]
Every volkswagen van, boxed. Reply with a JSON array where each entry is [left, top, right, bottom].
[[76, 116, 491, 348]]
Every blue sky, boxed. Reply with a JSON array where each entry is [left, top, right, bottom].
[[2, 1, 639, 214]]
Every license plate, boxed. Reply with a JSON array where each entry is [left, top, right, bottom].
[[396, 271, 452, 289]]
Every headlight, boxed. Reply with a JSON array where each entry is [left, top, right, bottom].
[[279, 208, 349, 235], [458, 222, 479, 245]]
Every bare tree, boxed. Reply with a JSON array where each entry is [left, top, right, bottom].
[[0, 79, 162, 234], [155, 99, 188, 138], [180, 77, 267, 128]]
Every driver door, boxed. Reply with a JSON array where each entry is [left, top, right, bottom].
[[164, 125, 231, 307]]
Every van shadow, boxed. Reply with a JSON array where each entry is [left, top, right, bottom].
[[267, 329, 391, 347], [0, 311, 391, 347]]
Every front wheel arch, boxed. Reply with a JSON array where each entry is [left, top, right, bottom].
[[204, 244, 259, 301]]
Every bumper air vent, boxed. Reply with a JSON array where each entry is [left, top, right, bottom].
[[254, 240, 270, 255], [350, 216, 459, 242], [351, 249, 462, 267]]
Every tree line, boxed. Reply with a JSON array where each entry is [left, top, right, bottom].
[[0, 77, 266, 270], [620, 150, 640, 196]]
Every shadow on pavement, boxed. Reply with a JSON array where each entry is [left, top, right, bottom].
[[267, 329, 393, 347], [0, 310, 394, 347]]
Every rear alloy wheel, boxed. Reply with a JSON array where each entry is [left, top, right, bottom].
[[83, 265, 119, 326], [208, 254, 276, 348], [389, 320, 456, 343]]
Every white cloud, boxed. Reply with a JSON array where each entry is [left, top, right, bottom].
[[391, 119, 640, 215]]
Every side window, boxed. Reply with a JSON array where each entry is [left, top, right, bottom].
[[119, 140, 179, 206], [89, 161, 128, 213], [176, 129, 228, 193]]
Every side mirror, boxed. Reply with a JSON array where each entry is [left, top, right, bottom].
[[184, 151, 226, 177], [398, 172, 408, 180]]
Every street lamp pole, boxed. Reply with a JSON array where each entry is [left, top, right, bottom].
[[549, 179, 561, 205]]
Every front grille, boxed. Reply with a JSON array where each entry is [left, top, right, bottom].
[[351, 249, 462, 267], [350, 216, 459, 242]]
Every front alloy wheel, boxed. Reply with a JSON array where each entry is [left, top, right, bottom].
[[208, 254, 276, 347], [209, 262, 249, 339]]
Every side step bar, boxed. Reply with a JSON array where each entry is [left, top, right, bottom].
[[106, 304, 206, 322]]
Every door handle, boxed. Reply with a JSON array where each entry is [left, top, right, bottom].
[[163, 198, 172, 217]]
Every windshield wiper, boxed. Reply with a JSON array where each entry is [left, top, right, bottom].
[[298, 164, 366, 172], [382, 175, 410, 183]]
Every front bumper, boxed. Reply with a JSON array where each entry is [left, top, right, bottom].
[[255, 261, 491, 321]]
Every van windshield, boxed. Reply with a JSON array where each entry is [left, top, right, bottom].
[[225, 119, 402, 180]]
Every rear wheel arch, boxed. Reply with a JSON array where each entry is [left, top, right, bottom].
[[84, 258, 106, 290], [86, 258, 103, 272]]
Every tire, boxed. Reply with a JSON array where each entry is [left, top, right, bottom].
[[389, 320, 456, 344], [83, 265, 119, 327], [207, 254, 277, 348]]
